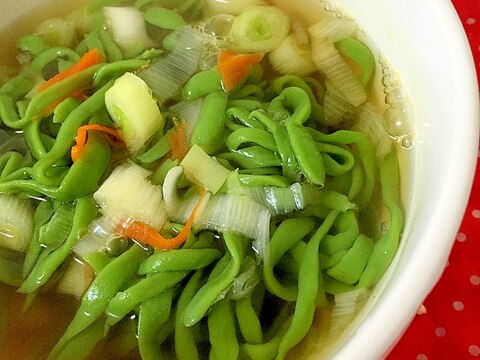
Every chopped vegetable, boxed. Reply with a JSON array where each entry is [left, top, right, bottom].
[[103, 6, 153, 56], [180, 144, 231, 194], [56, 259, 94, 299], [138, 27, 203, 104], [229, 5, 290, 52], [268, 34, 316, 77], [217, 50, 264, 91], [168, 120, 189, 161], [71, 124, 124, 162], [105, 72, 164, 154], [37, 48, 105, 93], [93, 162, 166, 230], [118, 191, 206, 250], [0, 194, 35, 252]]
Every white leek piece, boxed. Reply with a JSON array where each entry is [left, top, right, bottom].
[[56, 259, 94, 299], [103, 6, 154, 55], [105, 72, 164, 154], [311, 41, 366, 106], [73, 217, 116, 257], [329, 289, 367, 333], [352, 102, 392, 160], [163, 166, 206, 223], [94, 162, 166, 230], [169, 99, 204, 140], [323, 80, 356, 126], [196, 193, 271, 260], [215, 256, 260, 301], [268, 34, 316, 77], [139, 27, 203, 104], [229, 6, 290, 53], [163, 166, 270, 259], [0, 194, 35, 252], [308, 16, 357, 44], [206, 0, 267, 15], [180, 144, 231, 194], [245, 182, 304, 215]]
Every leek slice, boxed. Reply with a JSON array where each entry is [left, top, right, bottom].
[[169, 99, 204, 140], [196, 194, 271, 260], [56, 259, 93, 299], [93, 162, 166, 230], [163, 165, 270, 258], [180, 144, 231, 195], [162, 166, 210, 224], [268, 35, 316, 77], [103, 6, 154, 56], [329, 289, 367, 333], [352, 103, 392, 160], [323, 80, 356, 126], [308, 15, 357, 44], [139, 27, 203, 104], [73, 217, 116, 258], [206, 0, 267, 16], [105, 72, 164, 154], [215, 256, 260, 301], [0, 194, 35, 252], [245, 183, 304, 215], [229, 6, 290, 53], [311, 41, 366, 107]]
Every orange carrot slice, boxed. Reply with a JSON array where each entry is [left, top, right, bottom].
[[71, 124, 123, 162], [168, 120, 189, 161], [217, 50, 264, 91], [38, 48, 106, 93]]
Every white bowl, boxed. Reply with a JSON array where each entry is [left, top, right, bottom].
[[0, 0, 478, 359], [325, 0, 479, 358]]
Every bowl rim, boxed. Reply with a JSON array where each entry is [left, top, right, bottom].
[[328, 0, 480, 358]]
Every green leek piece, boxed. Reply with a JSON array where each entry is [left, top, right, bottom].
[[0, 194, 35, 252], [229, 5, 291, 52], [105, 72, 164, 154], [144, 7, 187, 30], [180, 144, 231, 194]]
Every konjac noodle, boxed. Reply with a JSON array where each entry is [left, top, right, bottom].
[[0, 0, 412, 359]]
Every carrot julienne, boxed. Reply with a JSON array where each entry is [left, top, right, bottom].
[[118, 191, 206, 250], [168, 120, 189, 161], [217, 50, 264, 91], [37, 48, 106, 93], [71, 124, 124, 162]]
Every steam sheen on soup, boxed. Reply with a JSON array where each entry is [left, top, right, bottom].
[[0, 0, 413, 359]]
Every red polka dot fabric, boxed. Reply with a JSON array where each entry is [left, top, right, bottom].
[[387, 2, 480, 358]]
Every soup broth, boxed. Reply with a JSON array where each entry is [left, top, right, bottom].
[[0, 0, 412, 359]]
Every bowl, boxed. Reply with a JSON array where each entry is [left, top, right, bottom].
[[0, 0, 478, 359], [322, 0, 479, 358]]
